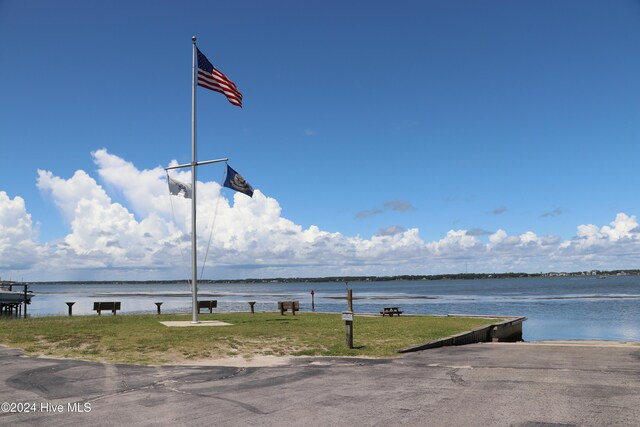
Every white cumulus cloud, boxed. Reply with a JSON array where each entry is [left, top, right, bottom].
[[0, 191, 40, 270], [3, 150, 640, 280]]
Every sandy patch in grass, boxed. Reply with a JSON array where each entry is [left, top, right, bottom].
[[176, 354, 294, 367], [160, 320, 233, 327]]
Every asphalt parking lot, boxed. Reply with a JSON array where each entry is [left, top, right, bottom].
[[1, 342, 638, 426]]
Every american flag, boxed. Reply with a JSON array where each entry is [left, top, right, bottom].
[[196, 48, 243, 107]]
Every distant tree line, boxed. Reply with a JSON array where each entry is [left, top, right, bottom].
[[29, 269, 640, 285]]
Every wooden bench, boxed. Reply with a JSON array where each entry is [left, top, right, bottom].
[[93, 301, 121, 315], [380, 307, 403, 317], [197, 300, 218, 313], [278, 301, 300, 315]]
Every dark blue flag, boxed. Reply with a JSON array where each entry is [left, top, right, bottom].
[[223, 165, 253, 197]]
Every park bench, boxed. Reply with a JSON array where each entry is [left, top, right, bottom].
[[93, 301, 121, 315], [197, 300, 218, 313], [278, 301, 300, 315], [380, 307, 403, 317]]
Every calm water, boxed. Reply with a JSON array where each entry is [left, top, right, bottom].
[[20, 275, 640, 342]]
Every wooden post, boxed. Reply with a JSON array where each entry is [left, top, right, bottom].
[[310, 290, 315, 311], [343, 311, 354, 349], [347, 289, 353, 312]]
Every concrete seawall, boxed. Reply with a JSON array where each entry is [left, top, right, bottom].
[[399, 315, 526, 353]]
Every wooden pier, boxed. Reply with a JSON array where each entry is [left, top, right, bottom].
[[0, 282, 33, 318]]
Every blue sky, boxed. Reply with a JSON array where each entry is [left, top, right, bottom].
[[1, 1, 640, 281]]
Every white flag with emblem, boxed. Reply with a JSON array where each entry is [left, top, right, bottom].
[[167, 176, 192, 199]]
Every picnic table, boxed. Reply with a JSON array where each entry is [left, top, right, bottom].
[[380, 307, 403, 317]]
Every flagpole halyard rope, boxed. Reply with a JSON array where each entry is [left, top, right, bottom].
[[199, 165, 227, 280], [166, 172, 192, 284]]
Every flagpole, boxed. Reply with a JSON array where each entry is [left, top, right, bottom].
[[191, 36, 199, 324]]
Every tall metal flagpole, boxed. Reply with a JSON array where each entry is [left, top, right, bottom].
[[163, 37, 230, 323], [191, 36, 199, 323]]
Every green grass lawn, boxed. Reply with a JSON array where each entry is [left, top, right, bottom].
[[0, 312, 499, 365]]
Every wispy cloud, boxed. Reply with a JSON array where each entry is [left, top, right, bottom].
[[356, 200, 415, 219], [377, 225, 407, 236], [465, 227, 493, 236], [491, 206, 507, 215], [355, 208, 383, 219], [541, 208, 564, 218], [384, 200, 415, 212]]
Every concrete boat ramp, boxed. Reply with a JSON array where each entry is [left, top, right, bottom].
[[1, 341, 638, 426]]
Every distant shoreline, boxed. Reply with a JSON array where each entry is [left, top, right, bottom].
[[24, 269, 640, 285]]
